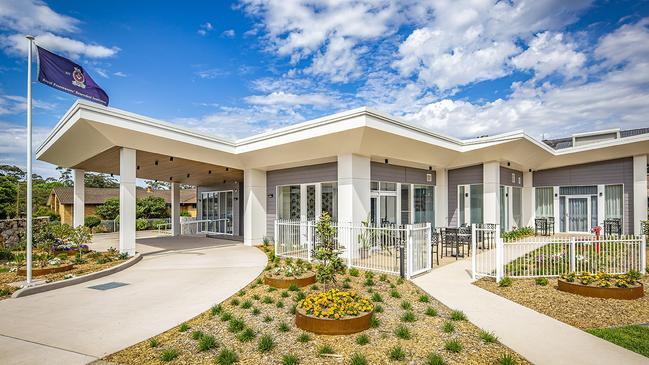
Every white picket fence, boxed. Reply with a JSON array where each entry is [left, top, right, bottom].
[[472, 224, 647, 281], [274, 220, 431, 278]]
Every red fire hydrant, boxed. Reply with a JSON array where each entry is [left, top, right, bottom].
[[592, 225, 602, 253]]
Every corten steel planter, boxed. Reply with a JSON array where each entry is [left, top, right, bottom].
[[295, 308, 373, 335], [264, 272, 316, 288], [557, 279, 644, 300], [18, 264, 74, 276]]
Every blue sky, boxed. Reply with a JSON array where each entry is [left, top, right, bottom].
[[1, 0, 648, 178]]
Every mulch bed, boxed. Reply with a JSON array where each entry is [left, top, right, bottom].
[[474, 276, 649, 329], [106, 247, 529, 365]]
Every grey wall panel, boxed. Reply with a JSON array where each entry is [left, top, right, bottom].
[[500, 166, 523, 187], [370, 162, 436, 185], [447, 164, 483, 227], [533, 158, 634, 234], [197, 181, 243, 237], [266, 162, 338, 237]]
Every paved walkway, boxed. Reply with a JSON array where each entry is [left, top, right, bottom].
[[0, 236, 266, 365], [413, 260, 649, 365]]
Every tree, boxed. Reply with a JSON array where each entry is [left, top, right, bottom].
[[0, 176, 17, 219], [95, 198, 120, 220], [136, 196, 168, 219], [85, 172, 119, 188], [56, 167, 73, 186], [313, 212, 345, 289], [145, 180, 170, 190]]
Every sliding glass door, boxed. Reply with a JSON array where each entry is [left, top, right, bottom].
[[458, 184, 483, 226], [200, 190, 234, 235]]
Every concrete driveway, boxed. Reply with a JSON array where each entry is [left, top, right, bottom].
[[0, 236, 267, 365]]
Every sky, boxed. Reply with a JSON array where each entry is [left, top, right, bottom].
[[1, 0, 648, 179]]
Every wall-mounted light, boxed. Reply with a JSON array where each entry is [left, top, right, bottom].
[[208, 170, 212, 174], [428, 166, 432, 171], [186, 173, 190, 178], [169, 157, 174, 162], [599, 192, 603, 197], [170, 176, 173, 181], [225, 167, 229, 171], [507, 162, 511, 166], [554, 193, 558, 197], [529, 169, 532, 172], [465, 193, 469, 198], [384, 159, 389, 164], [267, 193, 274, 198], [505, 193, 509, 198], [154, 160, 159, 166], [110, 173, 113, 177], [137, 165, 140, 170]]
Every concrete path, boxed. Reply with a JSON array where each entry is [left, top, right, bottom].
[[413, 259, 649, 365], [0, 236, 266, 365]]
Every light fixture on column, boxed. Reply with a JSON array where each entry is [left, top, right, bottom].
[[137, 165, 140, 170], [110, 173, 113, 177], [169, 157, 174, 162], [170, 176, 173, 181], [186, 173, 190, 178], [429, 166, 432, 171], [225, 167, 229, 171], [154, 160, 158, 166], [384, 159, 388, 164], [507, 162, 511, 166], [529, 169, 532, 172]]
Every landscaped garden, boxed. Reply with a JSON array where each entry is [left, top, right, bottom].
[[0, 222, 129, 299], [107, 213, 527, 365]]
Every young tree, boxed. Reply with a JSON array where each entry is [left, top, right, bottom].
[[95, 198, 120, 220], [313, 212, 344, 289]]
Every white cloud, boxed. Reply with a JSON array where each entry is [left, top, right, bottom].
[[0, 0, 79, 33], [244, 91, 335, 107], [2, 32, 119, 59], [221, 29, 236, 38], [113, 71, 127, 77], [195, 68, 229, 79], [0, 120, 57, 178], [511, 32, 586, 80], [0, 94, 57, 115], [197, 22, 214, 36], [393, 0, 591, 91], [94, 67, 109, 78], [594, 18, 649, 66]]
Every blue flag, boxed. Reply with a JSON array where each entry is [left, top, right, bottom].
[[36, 46, 109, 106]]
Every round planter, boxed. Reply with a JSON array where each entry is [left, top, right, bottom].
[[557, 279, 644, 300], [295, 308, 373, 335], [264, 272, 316, 288], [51, 249, 88, 257], [18, 264, 74, 276]]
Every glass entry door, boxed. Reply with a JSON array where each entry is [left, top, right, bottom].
[[201, 190, 234, 235], [567, 197, 588, 232]]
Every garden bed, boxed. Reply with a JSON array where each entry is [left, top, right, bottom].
[[17, 263, 74, 276], [557, 279, 644, 300], [105, 245, 529, 365], [264, 272, 316, 289], [473, 276, 649, 329]]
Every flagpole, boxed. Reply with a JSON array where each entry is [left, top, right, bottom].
[[26, 35, 34, 285]]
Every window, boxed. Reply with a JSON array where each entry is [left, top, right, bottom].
[[401, 184, 410, 225], [277, 185, 300, 220], [321, 182, 337, 220], [512, 187, 522, 228], [535, 187, 553, 218], [605, 184, 623, 220], [470, 185, 483, 224], [413, 185, 434, 226]]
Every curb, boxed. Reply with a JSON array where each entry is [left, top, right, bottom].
[[11, 253, 143, 298]]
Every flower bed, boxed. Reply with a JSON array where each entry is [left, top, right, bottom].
[[296, 289, 373, 335], [558, 271, 644, 300], [264, 258, 316, 288], [17, 263, 74, 276]]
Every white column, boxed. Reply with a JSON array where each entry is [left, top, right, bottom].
[[244, 169, 267, 246], [633, 154, 648, 235], [435, 168, 448, 227], [483, 162, 500, 225], [171, 182, 181, 236], [522, 171, 534, 227], [337, 154, 370, 225], [119, 148, 136, 256], [72, 169, 85, 227], [553, 186, 560, 230], [597, 184, 605, 228]]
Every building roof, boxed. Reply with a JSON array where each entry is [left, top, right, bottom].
[[51, 187, 196, 205], [543, 128, 649, 150]]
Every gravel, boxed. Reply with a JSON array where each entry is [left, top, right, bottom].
[[106, 248, 528, 365]]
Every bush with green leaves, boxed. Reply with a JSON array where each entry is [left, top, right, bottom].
[[501, 227, 534, 241], [498, 277, 513, 287], [227, 318, 245, 333], [241, 300, 252, 309], [401, 310, 416, 323], [425, 307, 438, 317], [148, 338, 158, 348], [237, 327, 256, 342], [216, 348, 239, 365], [426, 353, 446, 365], [394, 325, 411, 339], [191, 330, 204, 340], [479, 330, 498, 343], [535, 277, 549, 286], [388, 345, 406, 361], [350, 353, 368, 365], [444, 340, 463, 353], [313, 212, 345, 289], [400, 301, 412, 310], [198, 334, 217, 351], [257, 334, 274, 353], [278, 321, 290, 332], [160, 348, 179, 362], [497, 353, 516, 365], [419, 295, 430, 303], [318, 344, 335, 356], [442, 321, 454, 333], [356, 334, 369, 345], [374, 304, 384, 313], [84, 215, 101, 229], [349, 267, 360, 277], [179, 323, 189, 332], [281, 353, 299, 365], [450, 310, 466, 321], [390, 289, 401, 298], [297, 333, 311, 343]]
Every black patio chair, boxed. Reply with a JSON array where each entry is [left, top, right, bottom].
[[535, 218, 548, 236], [440, 228, 463, 259], [430, 228, 440, 267], [547, 217, 555, 235], [604, 218, 622, 236]]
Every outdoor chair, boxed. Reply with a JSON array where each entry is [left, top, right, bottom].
[[535, 218, 552, 236], [458, 226, 472, 255], [604, 218, 622, 236], [440, 228, 464, 259], [547, 217, 555, 235], [430, 228, 440, 267]]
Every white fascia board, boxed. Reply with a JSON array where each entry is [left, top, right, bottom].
[[572, 128, 620, 138], [554, 133, 649, 155]]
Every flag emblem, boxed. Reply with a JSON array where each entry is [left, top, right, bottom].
[[72, 67, 86, 89]]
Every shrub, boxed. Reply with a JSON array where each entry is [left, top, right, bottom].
[[230, 298, 240, 306], [160, 348, 179, 362], [450, 310, 466, 321], [228, 318, 245, 333], [297, 333, 311, 343], [220, 312, 232, 322], [310, 284, 319, 291], [425, 307, 438, 317], [364, 277, 375, 287], [426, 353, 446, 365], [281, 353, 299, 365], [314, 212, 345, 289], [179, 323, 189, 332], [442, 321, 454, 333], [419, 295, 430, 303], [318, 344, 335, 356], [501, 227, 534, 241], [278, 321, 290, 332], [394, 325, 411, 339], [209, 304, 221, 316], [251, 307, 261, 316], [135, 218, 149, 231], [400, 301, 412, 310], [390, 289, 401, 298], [238, 290, 247, 296], [401, 310, 416, 323], [266, 286, 277, 293], [276, 300, 285, 309], [349, 267, 360, 277], [257, 334, 274, 353], [371, 292, 383, 302], [498, 277, 513, 287], [148, 338, 158, 348], [241, 300, 253, 309], [356, 333, 370, 345], [379, 273, 388, 281], [294, 291, 306, 302], [444, 340, 463, 353], [288, 283, 299, 292], [216, 348, 239, 365], [397, 277, 404, 285], [237, 327, 255, 342], [388, 345, 406, 361], [281, 290, 290, 298], [342, 282, 352, 289], [191, 330, 204, 340], [263, 315, 273, 323], [497, 353, 516, 365], [350, 353, 368, 365], [535, 277, 549, 286], [252, 293, 261, 300], [84, 215, 101, 229], [370, 314, 380, 328], [374, 304, 384, 313], [198, 334, 217, 351], [479, 330, 498, 343], [289, 304, 297, 315]]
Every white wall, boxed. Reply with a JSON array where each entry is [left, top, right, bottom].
[[244, 169, 267, 246], [633, 154, 648, 234], [435, 168, 448, 227], [483, 162, 500, 225], [337, 154, 370, 224]]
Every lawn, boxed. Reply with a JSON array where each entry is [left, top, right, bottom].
[[587, 325, 649, 358], [106, 246, 528, 364]]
